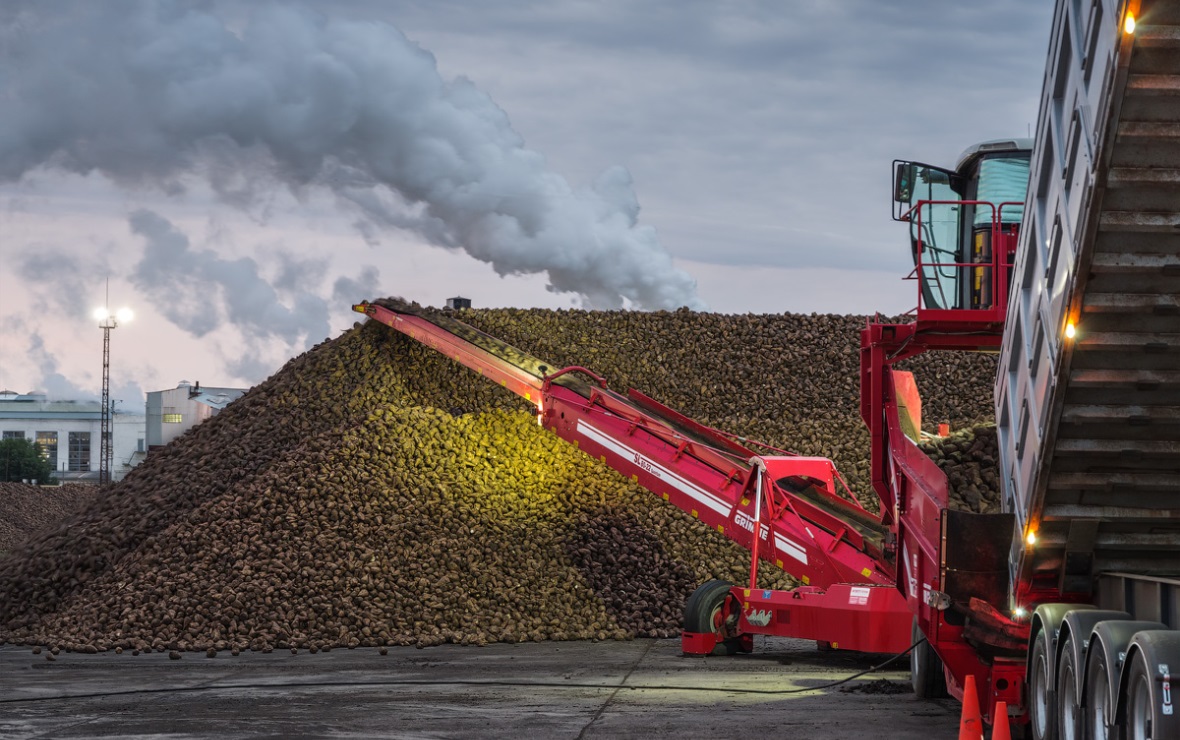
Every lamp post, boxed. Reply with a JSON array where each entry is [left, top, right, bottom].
[[94, 306, 132, 484]]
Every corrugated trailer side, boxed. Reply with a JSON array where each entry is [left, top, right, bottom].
[[996, 0, 1180, 605]]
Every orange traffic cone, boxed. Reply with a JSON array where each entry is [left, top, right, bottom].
[[991, 700, 1011, 740], [959, 674, 983, 740]]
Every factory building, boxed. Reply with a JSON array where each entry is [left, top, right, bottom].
[[0, 380, 247, 483], [146, 381, 247, 449], [0, 391, 147, 483]]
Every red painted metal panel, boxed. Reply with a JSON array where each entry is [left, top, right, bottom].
[[680, 631, 722, 655], [734, 583, 912, 653]]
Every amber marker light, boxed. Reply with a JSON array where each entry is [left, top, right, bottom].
[[1026, 530, 1037, 547], [1065, 321, 1077, 340], [1125, 13, 1136, 34]]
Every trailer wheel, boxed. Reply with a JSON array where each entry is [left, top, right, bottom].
[[1084, 642, 1115, 740], [1125, 649, 1155, 740], [683, 580, 747, 655], [910, 617, 948, 699], [1120, 632, 1180, 740], [1056, 635, 1081, 740], [1028, 633, 1056, 740]]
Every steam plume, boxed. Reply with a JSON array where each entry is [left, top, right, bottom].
[[129, 208, 342, 344], [0, 1, 703, 310]]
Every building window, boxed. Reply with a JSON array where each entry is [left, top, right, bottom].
[[2, 431, 24, 440], [68, 432, 91, 472], [163, 414, 183, 424], [36, 432, 58, 469]]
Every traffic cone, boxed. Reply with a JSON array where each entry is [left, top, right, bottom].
[[959, 673, 983, 740], [991, 700, 1011, 740]]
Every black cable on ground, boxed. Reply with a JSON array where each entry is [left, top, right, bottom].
[[0, 639, 925, 705]]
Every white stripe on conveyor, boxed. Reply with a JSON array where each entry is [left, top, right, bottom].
[[774, 534, 809, 565], [576, 420, 731, 517]]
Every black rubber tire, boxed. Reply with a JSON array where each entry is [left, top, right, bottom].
[[1084, 642, 1114, 740], [683, 580, 745, 655], [910, 617, 948, 699], [1056, 635, 1081, 740], [1028, 634, 1056, 740], [1125, 649, 1154, 740]]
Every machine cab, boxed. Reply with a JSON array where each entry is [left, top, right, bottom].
[[892, 139, 1032, 320]]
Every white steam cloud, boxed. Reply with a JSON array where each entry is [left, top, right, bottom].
[[128, 208, 378, 376], [0, 0, 704, 310]]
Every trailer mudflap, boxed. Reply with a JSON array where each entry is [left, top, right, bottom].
[[943, 510, 1013, 612], [943, 510, 1029, 656]]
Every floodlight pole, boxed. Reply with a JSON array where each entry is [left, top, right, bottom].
[[99, 315, 116, 485]]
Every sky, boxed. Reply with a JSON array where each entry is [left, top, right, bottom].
[[0, 0, 1055, 406]]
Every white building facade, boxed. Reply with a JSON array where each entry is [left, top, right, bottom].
[[0, 391, 146, 483], [146, 381, 247, 449]]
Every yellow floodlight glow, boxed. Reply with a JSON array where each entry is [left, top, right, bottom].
[[1065, 321, 1076, 340], [1125, 13, 1136, 34]]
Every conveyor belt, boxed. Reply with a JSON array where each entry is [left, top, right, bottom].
[[362, 299, 891, 566], [367, 298, 752, 462]]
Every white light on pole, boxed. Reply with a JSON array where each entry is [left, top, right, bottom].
[[96, 303, 132, 484]]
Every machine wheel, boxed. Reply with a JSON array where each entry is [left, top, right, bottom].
[[683, 580, 747, 655], [1029, 633, 1056, 740], [1056, 635, 1081, 740], [1084, 642, 1115, 740], [910, 617, 948, 699]]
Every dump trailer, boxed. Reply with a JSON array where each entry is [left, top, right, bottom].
[[994, 0, 1180, 737], [356, 0, 1180, 735]]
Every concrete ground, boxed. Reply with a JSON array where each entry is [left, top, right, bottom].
[[0, 636, 960, 739]]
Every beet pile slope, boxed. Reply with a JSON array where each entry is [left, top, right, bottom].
[[0, 307, 995, 653]]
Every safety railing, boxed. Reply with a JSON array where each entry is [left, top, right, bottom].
[[898, 200, 1021, 322]]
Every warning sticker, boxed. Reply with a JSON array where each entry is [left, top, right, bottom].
[[1162, 664, 1173, 716], [849, 587, 871, 606]]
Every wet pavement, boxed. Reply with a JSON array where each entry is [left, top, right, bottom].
[[0, 636, 959, 739]]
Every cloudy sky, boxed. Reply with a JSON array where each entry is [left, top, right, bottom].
[[0, 0, 1053, 405]]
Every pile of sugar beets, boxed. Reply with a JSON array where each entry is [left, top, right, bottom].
[[0, 483, 97, 555], [0, 302, 1001, 654]]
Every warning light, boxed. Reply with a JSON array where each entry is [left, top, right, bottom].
[[1065, 321, 1076, 340], [1026, 530, 1038, 547], [1125, 13, 1136, 34], [1013, 607, 1028, 620]]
